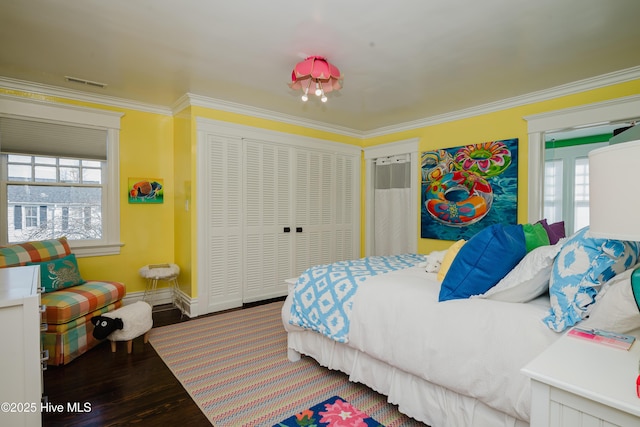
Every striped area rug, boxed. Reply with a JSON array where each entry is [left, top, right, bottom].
[[149, 301, 424, 427]]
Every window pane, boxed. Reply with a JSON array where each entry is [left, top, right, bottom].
[[82, 160, 101, 168], [59, 158, 80, 166], [34, 165, 57, 182], [82, 168, 102, 184], [35, 156, 56, 165], [544, 159, 563, 224], [8, 164, 32, 181], [7, 184, 102, 242], [8, 154, 31, 163], [59, 167, 80, 183], [574, 157, 590, 230]]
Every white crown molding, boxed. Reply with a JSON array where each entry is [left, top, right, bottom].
[[195, 116, 362, 156], [2, 65, 639, 139], [174, 93, 365, 139], [0, 93, 124, 129], [523, 93, 640, 133], [0, 76, 173, 116], [365, 65, 640, 138]]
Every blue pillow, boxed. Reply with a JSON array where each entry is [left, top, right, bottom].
[[439, 224, 527, 301], [543, 226, 640, 332]]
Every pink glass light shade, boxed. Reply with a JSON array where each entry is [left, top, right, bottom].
[[289, 56, 343, 97]]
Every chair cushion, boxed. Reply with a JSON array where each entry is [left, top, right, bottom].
[[41, 280, 126, 324], [0, 237, 71, 268]]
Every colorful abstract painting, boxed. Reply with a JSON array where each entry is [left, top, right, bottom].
[[127, 178, 164, 204], [421, 138, 518, 240]]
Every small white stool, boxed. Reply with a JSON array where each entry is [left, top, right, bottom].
[[103, 301, 153, 354], [139, 263, 183, 313]]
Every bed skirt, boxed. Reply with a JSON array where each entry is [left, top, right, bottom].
[[283, 304, 529, 427]]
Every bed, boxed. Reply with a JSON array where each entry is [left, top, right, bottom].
[[281, 224, 640, 426]]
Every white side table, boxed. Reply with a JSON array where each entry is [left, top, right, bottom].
[[522, 328, 640, 427], [139, 263, 183, 314]]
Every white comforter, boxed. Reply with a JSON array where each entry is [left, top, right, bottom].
[[345, 266, 560, 421]]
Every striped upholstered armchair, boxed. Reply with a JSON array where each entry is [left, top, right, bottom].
[[0, 237, 125, 365]]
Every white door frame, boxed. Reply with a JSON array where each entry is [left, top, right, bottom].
[[525, 94, 640, 223], [364, 138, 419, 256]]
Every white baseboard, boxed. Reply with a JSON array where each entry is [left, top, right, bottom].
[[121, 288, 197, 318]]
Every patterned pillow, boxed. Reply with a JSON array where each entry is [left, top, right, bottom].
[[543, 227, 640, 332], [27, 253, 86, 292], [0, 237, 72, 268]]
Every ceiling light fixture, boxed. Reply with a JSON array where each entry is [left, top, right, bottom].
[[289, 56, 342, 103]]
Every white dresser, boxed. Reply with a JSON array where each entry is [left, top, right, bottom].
[[0, 266, 43, 427], [522, 329, 640, 427]]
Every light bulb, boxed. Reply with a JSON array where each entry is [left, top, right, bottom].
[[315, 82, 322, 97], [321, 95, 327, 103], [301, 93, 308, 102]]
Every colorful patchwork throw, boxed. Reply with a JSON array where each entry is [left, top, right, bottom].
[[274, 396, 384, 427], [289, 253, 425, 342]]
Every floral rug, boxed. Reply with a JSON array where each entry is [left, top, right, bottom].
[[274, 396, 384, 427]]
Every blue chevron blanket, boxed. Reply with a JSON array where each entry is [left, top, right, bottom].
[[288, 253, 426, 342]]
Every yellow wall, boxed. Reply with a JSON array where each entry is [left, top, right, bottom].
[[2, 77, 638, 303], [0, 90, 176, 295], [363, 79, 640, 255]]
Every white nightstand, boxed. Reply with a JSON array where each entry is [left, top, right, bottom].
[[522, 328, 640, 427]]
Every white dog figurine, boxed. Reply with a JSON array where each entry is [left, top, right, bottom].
[[424, 249, 447, 273]]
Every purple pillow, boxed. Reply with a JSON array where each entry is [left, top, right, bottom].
[[537, 219, 566, 245]]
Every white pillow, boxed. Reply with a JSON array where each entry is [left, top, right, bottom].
[[477, 242, 562, 303], [580, 268, 640, 333]]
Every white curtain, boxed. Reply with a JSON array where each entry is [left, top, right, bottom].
[[373, 154, 412, 256]]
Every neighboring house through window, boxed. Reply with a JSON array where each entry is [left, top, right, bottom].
[[0, 95, 123, 256]]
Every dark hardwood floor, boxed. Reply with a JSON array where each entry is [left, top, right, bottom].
[[43, 304, 210, 427]]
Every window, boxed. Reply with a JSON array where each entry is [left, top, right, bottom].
[[4, 154, 104, 242], [544, 141, 608, 235], [543, 159, 563, 224], [0, 96, 123, 256]]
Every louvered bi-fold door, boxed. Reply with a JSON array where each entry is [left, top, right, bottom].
[[199, 126, 359, 314], [334, 155, 356, 261], [293, 149, 336, 274], [243, 139, 293, 302], [204, 133, 244, 312]]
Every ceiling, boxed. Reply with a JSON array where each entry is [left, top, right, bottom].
[[2, 0, 640, 133]]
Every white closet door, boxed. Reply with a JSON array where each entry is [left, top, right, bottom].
[[293, 149, 335, 275], [243, 139, 293, 301], [334, 154, 356, 261], [203, 133, 243, 312]]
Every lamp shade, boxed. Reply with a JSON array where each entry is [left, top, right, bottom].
[[588, 139, 640, 241], [289, 56, 342, 102]]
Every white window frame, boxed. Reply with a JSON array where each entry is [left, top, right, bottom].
[[0, 94, 124, 256], [525, 94, 640, 223]]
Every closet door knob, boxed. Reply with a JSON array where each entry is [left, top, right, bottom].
[[296, 227, 303, 233], [284, 227, 291, 233]]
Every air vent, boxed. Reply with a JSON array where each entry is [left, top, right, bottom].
[[64, 76, 108, 88]]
